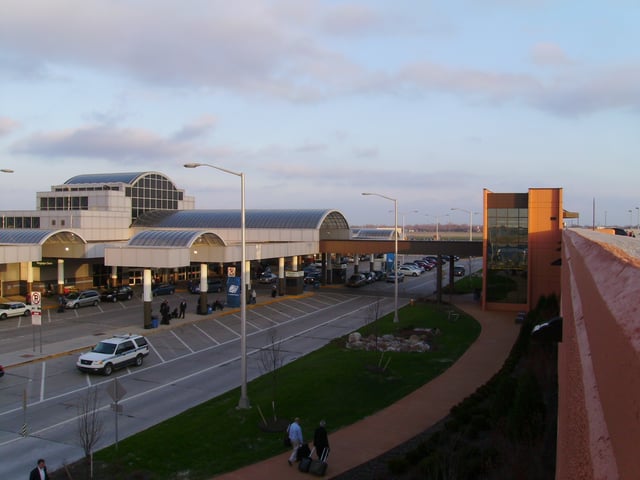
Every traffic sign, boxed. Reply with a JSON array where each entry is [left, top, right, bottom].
[[30, 291, 41, 306]]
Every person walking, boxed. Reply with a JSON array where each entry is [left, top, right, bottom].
[[29, 458, 50, 480], [313, 419, 330, 460], [250, 289, 257, 305], [287, 417, 303, 466], [179, 299, 187, 319], [271, 283, 277, 298]]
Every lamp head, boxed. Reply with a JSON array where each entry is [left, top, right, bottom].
[[184, 163, 202, 168]]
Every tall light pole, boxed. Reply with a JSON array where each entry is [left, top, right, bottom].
[[636, 207, 639, 231], [629, 209, 633, 229], [185, 162, 249, 409], [451, 207, 477, 241], [363, 192, 399, 323], [425, 214, 442, 240], [392, 209, 418, 240]]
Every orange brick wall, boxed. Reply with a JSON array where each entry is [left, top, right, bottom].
[[559, 229, 640, 479]]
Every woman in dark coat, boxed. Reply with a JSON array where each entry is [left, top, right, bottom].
[[313, 420, 329, 459]]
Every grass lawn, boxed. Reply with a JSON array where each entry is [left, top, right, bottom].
[[92, 301, 481, 479]]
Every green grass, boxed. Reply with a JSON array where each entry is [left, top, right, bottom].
[[96, 302, 481, 479]]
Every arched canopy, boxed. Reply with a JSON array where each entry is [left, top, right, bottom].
[[128, 230, 225, 248], [0, 229, 86, 245], [133, 209, 350, 232]]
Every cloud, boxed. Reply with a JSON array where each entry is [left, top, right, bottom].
[[172, 116, 217, 142], [11, 125, 187, 161], [530, 42, 572, 66], [0, 117, 20, 137]]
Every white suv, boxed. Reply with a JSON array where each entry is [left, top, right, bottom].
[[76, 334, 150, 376]]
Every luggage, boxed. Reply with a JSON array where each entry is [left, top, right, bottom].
[[309, 447, 329, 476], [296, 443, 311, 461], [298, 447, 314, 473]]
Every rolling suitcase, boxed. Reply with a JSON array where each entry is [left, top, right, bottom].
[[309, 447, 329, 476], [298, 446, 315, 473]]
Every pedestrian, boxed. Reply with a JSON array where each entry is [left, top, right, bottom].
[[287, 417, 303, 466], [179, 299, 187, 318], [271, 283, 277, 298], [313, 419, 330, 459], [160, 299, 171, 325], [29, 458, 50, 480], [250, 289, 257, 304], [57, 295, 65, 313]]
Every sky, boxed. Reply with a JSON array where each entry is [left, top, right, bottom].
[[1, 0, 639, 228]]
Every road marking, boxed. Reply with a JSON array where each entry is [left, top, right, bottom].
[[171, 330, 194, 353], [40, 363, 46, 402], [193, 324, 219, 345]]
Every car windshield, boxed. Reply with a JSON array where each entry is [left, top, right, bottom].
[[92, 342, 116, 354], [66, 292, 79, 300]]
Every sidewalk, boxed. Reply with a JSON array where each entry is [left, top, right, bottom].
[[212, 295, 519, 479]]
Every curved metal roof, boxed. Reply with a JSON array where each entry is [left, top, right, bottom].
[[65, 172, 148, 185], [128, 230, 225, 247], [0, 229, 86, 245], [133, 209, 350, 230]]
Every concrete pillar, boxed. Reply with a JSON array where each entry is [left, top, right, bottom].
[[291, 256, 298, 271], [111, 266, 118, 288], [26, 261, 33, 295], [57, 259, 64, 294], [278, 257, 285, 295], [143, 269, 153, 328], [199, 263, 208, 314]]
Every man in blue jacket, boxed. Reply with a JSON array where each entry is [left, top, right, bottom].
[[287, 417, 303, 466]]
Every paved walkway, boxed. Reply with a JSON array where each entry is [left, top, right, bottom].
[[213, 295, 519, 479]]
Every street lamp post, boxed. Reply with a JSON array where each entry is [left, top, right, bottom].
[[636, 207, 639, 232], [425, 214, 442, 241], [629, 209, 634, 230], [184, 162, 249, 409], [363, 192, 399, 323], [451, 207, 477, 241]]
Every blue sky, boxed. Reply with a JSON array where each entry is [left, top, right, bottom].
[[1, 0, 639, 228]]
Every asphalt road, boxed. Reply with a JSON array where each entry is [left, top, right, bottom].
[[0, 258, 480, 478]]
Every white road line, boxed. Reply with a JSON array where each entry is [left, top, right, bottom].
[[147, 339, 165, 363], [40, 363, 46, 402], [193, 324, 219, 345], [263, 305, 292, 318], [171, 330, 195, 353], [247, 310, 278, 325], [280, 302, 307, 314], [214, 318, 240, 336]]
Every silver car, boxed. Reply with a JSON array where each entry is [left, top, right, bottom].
[[64, 290, 100, 309]]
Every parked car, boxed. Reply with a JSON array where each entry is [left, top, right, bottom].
[[0, 301, 32, 319], [413, 260, 433, 271], [453, 266, 466, 277], [346, 273, 367, 287], [258, 272, 279, 284], [152, 283, 176, 296], [189, 279, 223, 294], [386, 271, 405, 283], [0, 365, 4, 377], [100, 285, 134, 302], [371, 270, 386, 281], [304, 272, 321, 285], [76, 334, 150, 376], [398, 265, 421, 277], [64, 290, 100, 309]]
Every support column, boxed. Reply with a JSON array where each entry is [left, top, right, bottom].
[[111, 266, 118, 288], [199, 263, 208, 314], [291, 256, 298, 272], [57, 259, 65, 295], [354, 256, 359, 274], [143, 269, 153, 328], [26, 262, 34, 298], [278, 257, 285, 295]]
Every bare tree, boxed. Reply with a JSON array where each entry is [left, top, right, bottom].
[[257, 328, 285, 422], [77, 386, 104, 458]]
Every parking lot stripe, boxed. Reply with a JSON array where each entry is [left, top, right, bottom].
[[192, 323, 219, 345]]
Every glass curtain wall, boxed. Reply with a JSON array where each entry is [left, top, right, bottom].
[[486, 206, 528, 304]]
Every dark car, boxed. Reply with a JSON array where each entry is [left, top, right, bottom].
[[304, 272, 321, 285], [386, 271, 405, 283], [189, 279, 223, 294], [346, 273, 367, 287], [152, 283, 176, 296], [0, 364, 4, 378], [258, 272, 279, 284], [100, 285, 134, 302], [453, 266, 466, 277]]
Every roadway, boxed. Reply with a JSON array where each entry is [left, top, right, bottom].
[[0, 257, 481, 478]]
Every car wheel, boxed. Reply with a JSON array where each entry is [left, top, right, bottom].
[[24, 310, 31, 316], [135, 355, 143, 367], [93, 300, 99, 306], [103, 363, 113, 376], [0, 313, 6, 320], [74, 303, 80, 309], [112, 297, 117, 303], [127, 294, 132, 300]]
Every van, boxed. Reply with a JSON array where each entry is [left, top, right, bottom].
[[64, 290, 100, 309]]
